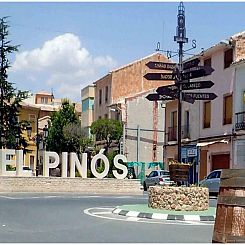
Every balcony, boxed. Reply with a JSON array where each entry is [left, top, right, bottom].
[[168, 125, 190, 142], [235, 111, 245, 130]]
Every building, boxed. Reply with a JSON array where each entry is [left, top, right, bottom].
[[81, 85, 95, 137], [124, 90, 165, 171], [164, 31, 245, 182], [93, 52, 174, 121], [92, 52, 175, 170]]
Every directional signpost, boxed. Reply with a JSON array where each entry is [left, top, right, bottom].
[[146, 93, 175, 101], [144, 72, 176, 81], [157, 80, 214, 95], [144, 2, 218, 164], [182, 92, 217, 101], [181, 66, 214, 80], [146, 61, 176, 70]]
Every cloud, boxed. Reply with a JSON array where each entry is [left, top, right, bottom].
[[10, 33, 117, 101]]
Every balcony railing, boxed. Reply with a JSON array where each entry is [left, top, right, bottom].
[[235, 111, 245, 130], [168, 125, 190, 141]]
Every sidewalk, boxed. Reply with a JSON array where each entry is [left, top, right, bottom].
[[113, 204, 216, 221]]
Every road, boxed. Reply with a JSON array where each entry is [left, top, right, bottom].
[[0, 193, 217, 243]]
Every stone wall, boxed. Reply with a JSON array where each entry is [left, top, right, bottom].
[[0, 177, 142, 194], [148, 186, 209, 211]]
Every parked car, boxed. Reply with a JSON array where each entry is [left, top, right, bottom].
[[199, 169, 222, 195], [143, 170, 174, 191]]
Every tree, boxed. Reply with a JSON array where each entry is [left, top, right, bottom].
[[63, 122, 92, 154], [90, 118, 123, 155], [46, 99, 92, 154], [0, 17, 29, 149]]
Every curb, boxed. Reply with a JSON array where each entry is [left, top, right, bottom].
[[112, 208, 216, 222]]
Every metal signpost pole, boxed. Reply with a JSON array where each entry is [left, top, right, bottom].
[[174, 2, 188, 163]]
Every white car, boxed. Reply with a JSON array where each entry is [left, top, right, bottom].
[[199, 169, 222, 195], [143, 170, 174, 191]]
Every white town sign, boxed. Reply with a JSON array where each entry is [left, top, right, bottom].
[[0, 149, 128, 179]]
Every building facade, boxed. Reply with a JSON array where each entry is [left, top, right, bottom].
[[164, 31, 245, 182], [93, 53, 175, 168], [81, 85, 95, 137]]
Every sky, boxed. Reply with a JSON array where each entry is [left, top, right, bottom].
[[0, 1, 245, 102]]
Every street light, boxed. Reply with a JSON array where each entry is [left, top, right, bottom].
[[27, 124, 49, 176]]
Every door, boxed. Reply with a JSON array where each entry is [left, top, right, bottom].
[[212, 154, 230, 170]]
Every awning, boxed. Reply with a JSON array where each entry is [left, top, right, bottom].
[[197, 139, 229, 147]]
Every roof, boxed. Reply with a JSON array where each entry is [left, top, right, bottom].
[[110, 52, 166, 73], [36, 91, 53, 96], [93, 52, 168, 85], [183, 30, 245, 63]]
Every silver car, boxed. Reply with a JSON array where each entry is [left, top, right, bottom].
[[143, 170, 173, 191], [199, 169, 222, 195]]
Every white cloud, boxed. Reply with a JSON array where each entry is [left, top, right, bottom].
[[11, 33, 117, 101]]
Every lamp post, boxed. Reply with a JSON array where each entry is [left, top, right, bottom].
[[27, 124, 49, 177]]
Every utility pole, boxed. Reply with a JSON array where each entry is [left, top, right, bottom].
[[174, 2, 188, 163]]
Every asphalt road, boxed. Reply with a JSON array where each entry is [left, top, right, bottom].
[[0, 193, 217, 243]]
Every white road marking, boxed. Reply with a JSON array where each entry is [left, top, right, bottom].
[[0, 195, 147, 200], [184, 215, 200, 221], [126, 217, 140, 221], [152, 213, 168, 220], [92, 211, 112, 215], [112, 209, 122, 214], [126, 211, 140, 217], [83, 207, 214, 226]]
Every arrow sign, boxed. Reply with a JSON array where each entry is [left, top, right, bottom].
[[183, 92, 217, 100], [156, 85, 178, 96], [183, 58, 200, 70], [182, 93, 195, 104], [181, 66, 214, 80], [146, 61, 176, 70], [144, 73, 176, 81], [182, 80, 214, 90], [146, 93, 175, 101]]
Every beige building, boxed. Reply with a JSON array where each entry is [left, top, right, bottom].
[[81, 85, 95, 137], [93, 52, 175, 170], [164, 31, 245, 183]]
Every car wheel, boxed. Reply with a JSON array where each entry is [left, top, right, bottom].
[[143, 182, 147, 191]]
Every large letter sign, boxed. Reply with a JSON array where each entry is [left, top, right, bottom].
[[0, 149, 129, 179], [90, 152, 110, 179]]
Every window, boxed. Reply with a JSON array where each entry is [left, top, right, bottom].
[[223, 95, 232, 125], [41, 97, 48, 104], [29, 114, 36, 122], [99, 89, 102, 105], [104, 114, 108, 119], [204, 57, 212, 67], [224, 49, 233, 69], [105, 86, 108, 103], [203, 101, 211, 128], [172, 111, 177, 128]]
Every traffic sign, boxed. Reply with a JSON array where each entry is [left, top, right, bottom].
[[146, 93, 175, 101], [181, 66, 214, 80], [182, 80, 214, 90], [182, 93, 195, 104], [182, 92, 217, 100], [156, 80, 214, 95], [144, 73, 176, 81], [146, 61, 176, 70], [156, 84, 178, 95], [183, 58, 200, 70]]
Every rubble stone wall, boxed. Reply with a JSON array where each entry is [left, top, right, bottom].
[[148, 186, 209, 211], [0, 176, 142, 194]]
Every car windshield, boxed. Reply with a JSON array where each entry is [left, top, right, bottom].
[[160, 171, 169, 176]]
